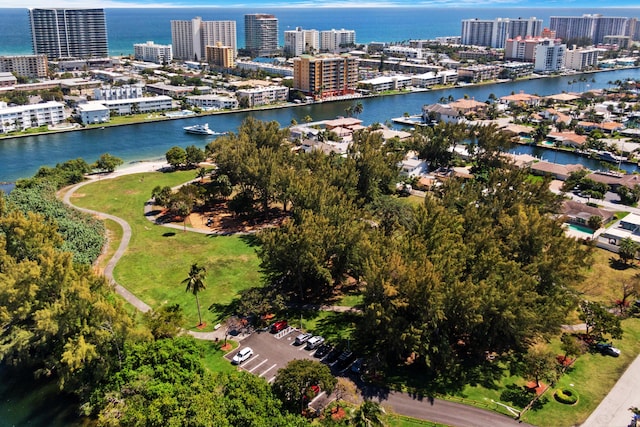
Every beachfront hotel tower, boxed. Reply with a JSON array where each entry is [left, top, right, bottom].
[[461, 17, 542, 49], [171, 17, 237, 62], [28, 8, 108, 60], [245, 14, 279, 57]]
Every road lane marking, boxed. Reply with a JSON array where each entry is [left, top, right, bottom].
[[248, 359, 268, 373], [259, 364, 278, 377]]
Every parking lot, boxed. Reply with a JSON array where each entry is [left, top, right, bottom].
[[224, 327, 322, 383]]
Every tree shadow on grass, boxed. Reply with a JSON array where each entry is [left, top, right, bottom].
[[207, 298, 241, 324], [239, 233, 261, 247], [608, 257, 637, 271], [312, 311, 361, 344]]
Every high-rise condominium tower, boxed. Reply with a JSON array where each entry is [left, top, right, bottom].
[[550, 14, 634, 44], [29, 8, 109, 60], [171, 17, 237, 61], [245, 14, 278, 57], [461, 17, 542, 48]]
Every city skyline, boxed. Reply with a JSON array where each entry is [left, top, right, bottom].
[[6, 1, 640, 9]]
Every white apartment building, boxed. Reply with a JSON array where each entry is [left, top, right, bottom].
[[0, 101, 66, 133], [320, 29, 356, 53], [186, 94, 238, 110], [284, 27, 319, 56], [100, 95, 173, 115], [564, 47, 599, 71], [533, 39, 566, 73], [411, 71, 458, 88], [94, 84, 144, 100], [171, 17, 236, 61], [134, 41, 173, 64], [236, 86, 289, 107], [358, 75, 412, 92], [77, 102, 110, 124], [383, 46, 423, 59], [235, 60, 294, 77]]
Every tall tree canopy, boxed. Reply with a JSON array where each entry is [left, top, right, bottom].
[[357, 168, 591, 385]]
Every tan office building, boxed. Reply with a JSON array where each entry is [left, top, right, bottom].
[[206, 42, 235, 68]]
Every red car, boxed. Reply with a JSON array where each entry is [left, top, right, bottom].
[[271, 320, 288, 333]]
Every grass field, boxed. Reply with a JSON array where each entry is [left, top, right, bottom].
[[69, 170, 261, 331], [68, 170, 640, 427]]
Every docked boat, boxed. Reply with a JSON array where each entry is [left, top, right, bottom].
[[598, 150, 626, 164], [183, 123, 215, 135]]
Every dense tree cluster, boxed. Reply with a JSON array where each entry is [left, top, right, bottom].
[[0, 189, 309, 426], [357, 169, 591, 383], [91, 337, 307, 427], [0, 195, 135, 400], [8, 158, 105, 264]]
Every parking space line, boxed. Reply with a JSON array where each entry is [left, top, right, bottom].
[[298, 345, 309, 351], [248, 359, 268, 373], [239, 354, 259, 368], [268, 376, 276, 383], [259, 364, 278, 377]]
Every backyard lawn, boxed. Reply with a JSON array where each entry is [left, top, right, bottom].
[[69, 170, 261, 331]]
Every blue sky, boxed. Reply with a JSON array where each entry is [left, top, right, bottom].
[[7, 0, 640, 8]]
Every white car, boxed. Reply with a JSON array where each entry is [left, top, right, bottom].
[[232, 347, 254, 364], [306, 336, 325, 350], [295, 332, 312, 345]]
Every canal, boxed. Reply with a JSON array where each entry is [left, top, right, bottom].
[[1, 68, 639, 422], [1, 68, 640, 183]]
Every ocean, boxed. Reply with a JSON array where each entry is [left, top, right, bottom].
[[1, 7, 640, 56]]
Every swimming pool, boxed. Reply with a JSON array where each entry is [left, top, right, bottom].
[[567, 223, 594, 234]]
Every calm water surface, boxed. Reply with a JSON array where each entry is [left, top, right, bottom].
[[1, 68, 640, 183]]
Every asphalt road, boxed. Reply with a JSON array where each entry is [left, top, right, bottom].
[[375, 391, 532, 427]]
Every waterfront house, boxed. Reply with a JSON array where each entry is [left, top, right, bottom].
[[422, 103, 464, 124], [547, 131, 587, 148], [448, 98, 487, 115], [530, 161, 584, 181]]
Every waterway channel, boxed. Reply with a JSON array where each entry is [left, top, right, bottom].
[[1, 68, 640, 185]]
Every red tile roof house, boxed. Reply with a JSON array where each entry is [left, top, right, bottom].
[[547, 131, 587, 148], [560, 200, 614, 228], [499, 92, 541, 107]]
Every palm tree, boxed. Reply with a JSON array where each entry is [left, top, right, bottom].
[[352, 400, 385, 427], [353, 101, 364, 118], [183, 263, 207, 326]]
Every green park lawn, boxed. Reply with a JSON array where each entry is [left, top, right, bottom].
[[69, 170, 261, 331], [69, 170, 640, 427]]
